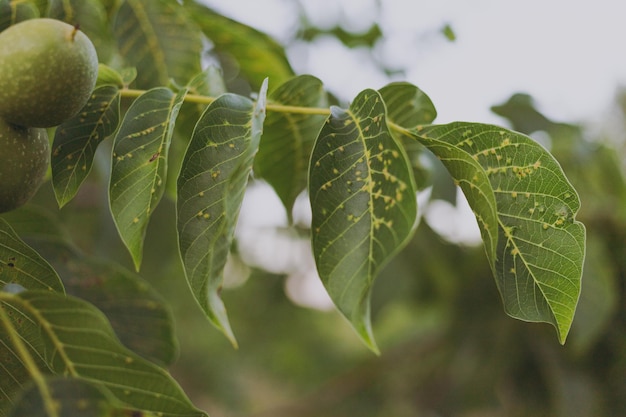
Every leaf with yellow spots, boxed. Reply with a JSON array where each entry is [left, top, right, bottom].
[[109, 87, 187, 271], [0, 291, 207, 417], [378, 82, 440, 191], [177, 80, 268, 348], [52, 85, 121, 207], [412, 122, 585, 344], [0, 218, 64, 294], [309, 89, 417, 353], [113, 0, 203, 88], [255, 75, 328, 220]]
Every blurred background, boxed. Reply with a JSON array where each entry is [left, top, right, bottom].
[[21, 0, 626, 416]]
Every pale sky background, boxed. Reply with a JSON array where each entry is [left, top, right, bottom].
[[203, 0, 626, 126], [201, 0, 626, 309]]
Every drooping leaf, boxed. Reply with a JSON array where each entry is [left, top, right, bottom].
[[309, 89, 418, 352], [52, 85, 121, 207], [255, 75, 328, 218], [185, 0, 294, 91], [113, 0, 203, 88], [177, 81, 268, 347], [0, 218, 63, 294], [413, 122, 585, 343], [109, 87, 187, 270], [0, 291, 206, 416]]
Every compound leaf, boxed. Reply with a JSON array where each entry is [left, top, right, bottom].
[[0, 291, 206, 416]]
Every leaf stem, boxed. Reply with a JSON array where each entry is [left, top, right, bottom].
[[0, 294, 58, 417], [120, 88, 331, 116]]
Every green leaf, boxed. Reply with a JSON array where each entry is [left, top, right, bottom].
[[167, 67, 228, 199], [29, 238, 178, 366], [48, 0, 114, 62], [0, 218, 63, 294], [96, 64, 124, 88], [113, 0, 203, 89], [0, 0, 38, 32], [379, 82, 437, 128], [2, 208, 178, 366], [177, 81, 268, 347], [255, 75, 328, 219], [8, 377, 128, 417], [185, 1, 294, 90], [109, 87, 187, 270], [378, 82, 439, 192], [52, 85, 121, 207], [0, 284, 50, 417], [414, 122, 585, 343], [0, 291, 206, 417], [309, 89, 418, 352]]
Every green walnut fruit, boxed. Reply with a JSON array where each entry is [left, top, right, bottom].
[[0, 118, 49, 213], [0, 18, 98, 128]]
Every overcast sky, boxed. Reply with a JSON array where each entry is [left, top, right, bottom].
[[203, 0, 626, 126]]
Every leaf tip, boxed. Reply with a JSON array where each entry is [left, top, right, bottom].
[[207, 290, 238, 348], [355, 318, 380, 355]]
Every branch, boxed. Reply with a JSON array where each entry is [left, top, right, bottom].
[[120, 88, 331, 116]]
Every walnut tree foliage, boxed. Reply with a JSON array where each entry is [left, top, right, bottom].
[[0, 0, 586, 416]]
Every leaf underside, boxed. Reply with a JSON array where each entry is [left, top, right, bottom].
[[0, 291, 206, 417], [177, 81, 268, 347], [414, 122, 585, 343], [309, 89, 417, 352], [109, 87, 187, 270], [0, 218, 64, 294], [52, 85, 121, 207]]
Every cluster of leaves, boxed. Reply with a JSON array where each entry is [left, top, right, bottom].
[[0, 0, 586, 416]]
